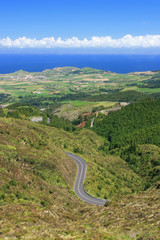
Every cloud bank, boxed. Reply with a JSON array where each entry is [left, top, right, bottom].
[[0, 35, 160, 49]]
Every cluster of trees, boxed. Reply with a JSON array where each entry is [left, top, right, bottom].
[[141, 76, 160, 88], [18, 93, 91, 107], [85, 90, 147, 102], [18, 95, 59, 107], [72, 115, 83, 125], [49, 115, 76, 132], [0, 93, 12, 103], [5, 104, 76, 133], [0, 108, 5, 117], [7, 106, 43, 119], [120, 142, 160, 189], [92, 98, 160, 149], [91, 98, 160, 188]]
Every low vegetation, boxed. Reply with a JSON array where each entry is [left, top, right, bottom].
[[0, 67, 160, 239], [0, 117, 159, 239]]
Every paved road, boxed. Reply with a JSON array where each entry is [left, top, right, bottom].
[[65, 152, 108, 206], [91, 118, 95, 128]]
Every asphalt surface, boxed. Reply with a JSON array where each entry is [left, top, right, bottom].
[[91, 118, 95, 128], [65, 152, 108, 206]]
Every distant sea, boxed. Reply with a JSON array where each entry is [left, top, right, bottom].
[[0, 54, 160, 74]]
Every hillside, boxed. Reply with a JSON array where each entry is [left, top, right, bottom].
[[87, 98, 160, 190], [0, 117, 145, 200], [92, 98, 160, 149], [0, 68, 160, 239], [0, 117, 160, 239]]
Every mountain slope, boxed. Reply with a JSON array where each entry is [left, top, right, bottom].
[[0, 117, 159, 239], [92, 98, 160, 149]]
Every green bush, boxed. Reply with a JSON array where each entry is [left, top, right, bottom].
[[41, 200, 49, 207], [73, 146, 83, 154], [0, 191, 5, 200], [9, 179, 18, 186], [22, 184, 27, 189]]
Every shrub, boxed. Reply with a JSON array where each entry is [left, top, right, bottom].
[[16, 191, 24, 199], [9, 179, 18, 186], [97, 185, 102, 190], [22, 184, 27, 189], [73, 146, 83, 154], [0, 191, 5, 200], [41, 200, 48, 207]]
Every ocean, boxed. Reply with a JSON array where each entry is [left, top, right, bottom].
[[0, 54, 160, 74]]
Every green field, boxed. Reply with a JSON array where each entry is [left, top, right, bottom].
[[0, 67, 160, 107]]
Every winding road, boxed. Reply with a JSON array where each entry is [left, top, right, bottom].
[[65, 152, 108, 206]]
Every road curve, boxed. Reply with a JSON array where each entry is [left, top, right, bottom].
[[65, 152, 108, 206]]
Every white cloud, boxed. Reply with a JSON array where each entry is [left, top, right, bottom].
[[0, 35, 160, 48]]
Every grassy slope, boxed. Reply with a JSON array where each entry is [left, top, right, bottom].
[[0, 118, 159, 239]]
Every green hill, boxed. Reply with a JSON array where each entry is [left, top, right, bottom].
[[0, 67, 160, 239], [0, 117, 159, 239], [92, 98, 160, 149], [86, 98, 160, 191]]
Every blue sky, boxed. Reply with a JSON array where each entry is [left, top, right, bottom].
[[0, 0, 160, 53]]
